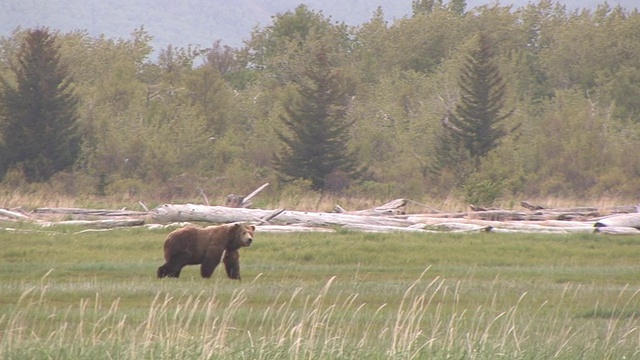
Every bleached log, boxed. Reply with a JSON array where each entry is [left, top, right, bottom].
[[605, 204, 639, 214], [144, 222, 193, 230], [426, 222, 492, 232], [139, 201, 150, 211], [408, 210, 595, 222], [0, 208, 31, 220], [256, 224, 336, 233], [1, 227, 58, 235], [335, 198, 408, 216], [407, 216, 594, 233], [199, 189, 210, 205], [34, 207, 148, 218], [493, 224, 593, 233], [225, 183, 269, 208], [447, 221, 590, 233], [520, 201, 545, 210], [594, 226, 640, 235], [242, 183, 269, 206], [74, 228, 117, 234], [151, 204, 413, 227], [466, 210, 525, 220], [342, 224, 436, 233], [488, 227, 579, 234], [343, 222, 492, 233], [404, 212, 468, 219], [593, 213, 640, 229], [42, 219, 145, 228], [466, 209, 573, 221], [521, 201, 640, 216], [257, 208, 285, 224]]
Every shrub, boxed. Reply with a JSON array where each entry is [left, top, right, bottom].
[[461, 178, 503, 207]]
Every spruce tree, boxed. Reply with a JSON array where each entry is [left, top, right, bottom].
[[443, 32, 513, 163], [0, 28, 81, 182], [273, 43, 360, 191]]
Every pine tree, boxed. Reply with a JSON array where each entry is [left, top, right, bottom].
[[0, 28, 81, 182], [443, 32, 512, 163], [273, 43, 360, 191]]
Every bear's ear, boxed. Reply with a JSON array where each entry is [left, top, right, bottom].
[[232, 223, 241, 230], [250, 225, 256, 231]]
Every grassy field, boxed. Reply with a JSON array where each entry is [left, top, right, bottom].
[[1, 225, 640, 359]]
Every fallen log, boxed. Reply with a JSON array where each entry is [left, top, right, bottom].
[[488, 227, 585, 234], [341, 224, 436, 233], [424, 222, 492, 232], [594, 226, 640, 235], [151, 203, 413, 228], [225, 183, 269, 208], [7, 198, 636, 235], [42, 219, 145, 228], [256, 224, 336, 233], [407, 216, 594, 232], [34, 207, 149, 218], [605, 204, 639, 214], [593, 212, 640, 229], [0, 208, 31, 220], [334, 198, 408, 216]]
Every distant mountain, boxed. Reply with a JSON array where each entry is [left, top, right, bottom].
[[1, 0, 637, 54]]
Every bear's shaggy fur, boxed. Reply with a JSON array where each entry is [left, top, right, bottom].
[[157, 222, 255, 280]]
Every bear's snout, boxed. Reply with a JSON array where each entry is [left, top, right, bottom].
[[245, 238, 253, 246]]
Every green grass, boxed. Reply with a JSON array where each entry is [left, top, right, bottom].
[[1, 227, 640, 359]]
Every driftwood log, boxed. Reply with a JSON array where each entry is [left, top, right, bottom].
[[33, 207, 149, 219], [42, 219, 146, 228], [593, 213, 640, 229], [334, 198, 408, 216], [0, 208, 30, 220], [151, 204, 413, 228], [149, 201, 639, 235], [3, 198, 640, 235]]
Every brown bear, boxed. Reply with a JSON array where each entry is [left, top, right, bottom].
[[157, 222, 255, 280]]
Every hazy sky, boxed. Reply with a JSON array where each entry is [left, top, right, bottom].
[[1, 0, 637, 52]]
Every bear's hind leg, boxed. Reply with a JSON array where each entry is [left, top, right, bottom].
[[157, 264, 169, 278], [160, 252, 190, 278], [158, 263, 183, 278]]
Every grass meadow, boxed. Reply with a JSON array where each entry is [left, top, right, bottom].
[[1, 225, 640, 359]]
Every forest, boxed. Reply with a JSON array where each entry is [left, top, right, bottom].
[[1, 0, 639, 208]]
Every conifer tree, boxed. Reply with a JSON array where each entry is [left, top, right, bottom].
[[443, 32, 512, 163], [0, 28, 81, 182], [273, 43, 360, 191]]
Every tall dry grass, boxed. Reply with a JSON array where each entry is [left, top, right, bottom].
[[0, 184, 633, 214], [2, 271, 640, 359]]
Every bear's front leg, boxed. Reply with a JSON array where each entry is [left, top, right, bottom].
[[200, 246, 224, 278], [223, 250, 241, 280]]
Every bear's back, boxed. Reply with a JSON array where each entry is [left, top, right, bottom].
[[165, 226, 214, 262]]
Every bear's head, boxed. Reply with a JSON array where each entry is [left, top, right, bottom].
[[230, 222, 255, 248]]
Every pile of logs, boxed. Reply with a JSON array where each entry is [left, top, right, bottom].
[[2, 196, 640, 235], [148, 200, 640, 235], [2, 183, 640, 234]]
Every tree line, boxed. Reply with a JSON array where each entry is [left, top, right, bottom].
[[1, 0, 639, 206]]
